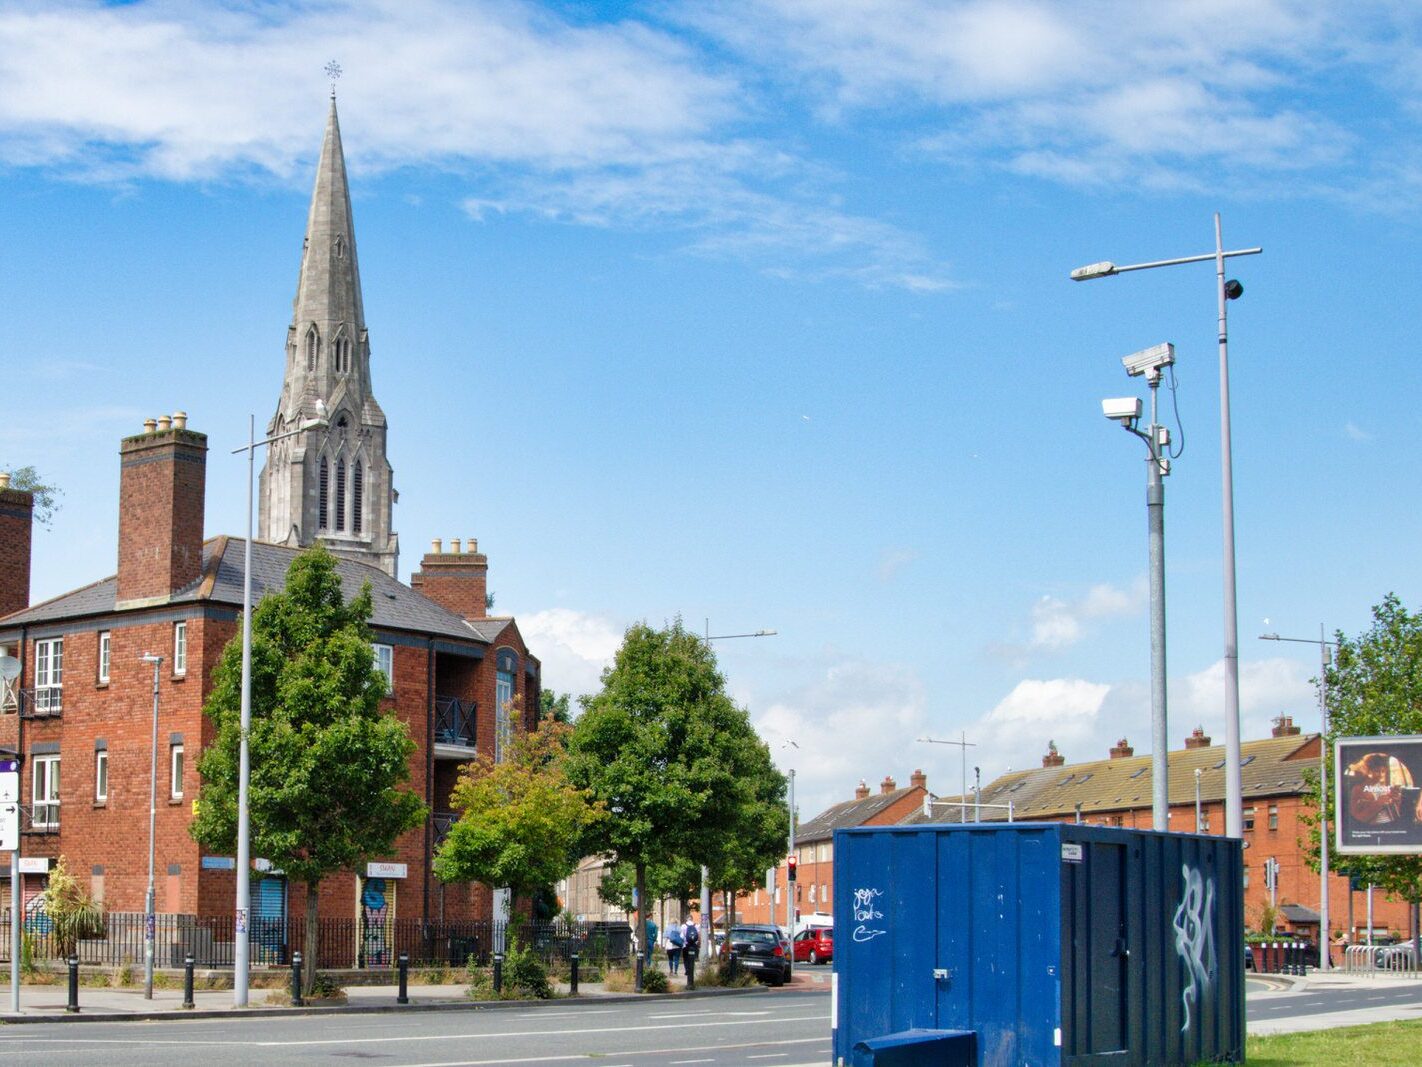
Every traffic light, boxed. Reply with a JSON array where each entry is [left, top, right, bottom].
[[787, 855, 797, 882]]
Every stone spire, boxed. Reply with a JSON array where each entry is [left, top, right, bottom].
[[258, 98, 399, 577]]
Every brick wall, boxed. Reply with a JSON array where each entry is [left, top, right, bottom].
[[116, 422, 207, 607], [0, 481, 34, 619], [409, 541, 488, 620]]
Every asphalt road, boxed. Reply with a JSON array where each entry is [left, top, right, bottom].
[[0, 990, 832, 1067], [1246, 981, 1422, 1025]]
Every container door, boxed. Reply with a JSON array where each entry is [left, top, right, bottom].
[[1086, 841, 1128, 1055]]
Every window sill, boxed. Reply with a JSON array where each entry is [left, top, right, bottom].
[[94, 801, 107, 809], [95, 681, 109, 690], [168, 797, 184, 805], [171, 673, 187, 683]]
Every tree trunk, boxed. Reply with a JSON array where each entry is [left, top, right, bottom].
[[634, 862, 647, 986], [304, 879, 321, 995]]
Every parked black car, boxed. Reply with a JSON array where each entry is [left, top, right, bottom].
[[727, 924, 792, 986]]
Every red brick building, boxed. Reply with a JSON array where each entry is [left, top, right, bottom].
[[0, 420, 539, 939]]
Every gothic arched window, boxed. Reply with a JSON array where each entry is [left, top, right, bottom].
[[318, 457, 330, 530], [305, 326, 320, 372], [352, 460, 364, 534], [335, 459, 347, 532]]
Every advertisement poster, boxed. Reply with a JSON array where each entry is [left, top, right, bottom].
[[1336, 735, 1422, 854]]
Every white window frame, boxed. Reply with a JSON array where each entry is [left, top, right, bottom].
[[808, 883, 816, 905], [372, 644, 394, 694], [495, 672, 514, 763], [34, 637, 62, 712], [170, 744, 184, 799], [33, 755, 59, 829], [173, 621, 187, 676], [95, 750, 108, 803], [97, 631, 111, 684], [0, 643, 15, 711]]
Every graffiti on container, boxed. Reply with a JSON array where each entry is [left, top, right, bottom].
[[1171, 863, 1217, 1032], [851, 886, 887, 942]]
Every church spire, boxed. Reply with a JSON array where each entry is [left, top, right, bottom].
[[258, 99, 399, 578]]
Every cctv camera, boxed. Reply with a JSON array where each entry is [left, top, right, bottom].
[[1224, 279, 1243, 300], [1102, 397, 1142, 423], [1121, 342, 1175, 381]]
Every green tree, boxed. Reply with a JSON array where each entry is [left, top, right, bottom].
[[565, 620, 788, 962], [3, 466, 62, 526], [541, 689, 574, 724], [433, 712, 603, 907], [190, 545, 426, 991], [1312, 594, 1422, 950]]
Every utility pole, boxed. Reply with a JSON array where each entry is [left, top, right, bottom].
[[918, 733, 976, 821]]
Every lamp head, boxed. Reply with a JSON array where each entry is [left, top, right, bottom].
[[1070, 261, 1117, 281], [1224, 279, 1244, 300]]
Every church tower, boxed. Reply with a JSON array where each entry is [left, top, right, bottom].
[[259, 97, 398, 576]]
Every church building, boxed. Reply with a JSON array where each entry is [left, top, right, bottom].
[[0, 98, 538, 962]]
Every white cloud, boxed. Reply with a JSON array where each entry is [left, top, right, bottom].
[[875, 547, 919, 582], [995, 579, 1145, 657], [1174, 656, 1317, 742], [1345, 421, 1374, 441], [517, 607, 623, 700]]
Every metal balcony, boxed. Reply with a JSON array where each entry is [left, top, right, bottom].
[[18, 687, 61, 719], [433, 697, 476, 757], [433, 811, 457, 846]]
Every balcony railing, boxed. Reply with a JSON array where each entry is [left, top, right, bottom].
[[434, 697, 476, 749], [19, 687, 61, 719], [22, 804, 58, 834], [433, 811, 457, 846]]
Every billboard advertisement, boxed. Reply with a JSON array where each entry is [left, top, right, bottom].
[[1336, 735, 1422, 854]]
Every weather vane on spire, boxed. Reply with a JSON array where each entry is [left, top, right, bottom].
[[325, 60, 342, 98]]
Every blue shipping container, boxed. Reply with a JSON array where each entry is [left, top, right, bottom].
[[832, 823, 1244, 1066]]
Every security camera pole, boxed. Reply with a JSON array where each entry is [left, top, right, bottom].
[[1103, 342, 1176, 831], [1072, 219, 1262, 839]]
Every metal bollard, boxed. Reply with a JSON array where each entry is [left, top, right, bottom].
[[66, 956, 80, 1013], [182, 954, 196, 1009], [291, 951, 304, 1007], [492, 953, 503, 996], [397, 953, 409, 1004], [685, 951, 696, 991], [570, 953, 580, 996], [635, 955, 644, 993]]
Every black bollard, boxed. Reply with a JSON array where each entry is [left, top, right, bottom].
[[635, 955, 644, 993], [292, 951, 304, 1007], [570, 953, 580, 996], [397, 953, 409, 1004], [492, 953, 504, 996], [685, 951, 696, 991], [66, 956, 80, 1014], [182, 954, 196, 1009]]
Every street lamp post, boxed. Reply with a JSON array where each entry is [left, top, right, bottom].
[[138, 653, 162, 1000], [229, 403, 326, 1007], [1103, 342, 1176, 831], [1072, 216, 1262, 839], [1195, 768, 1203, 833], [1260, 627, 1337, 969]]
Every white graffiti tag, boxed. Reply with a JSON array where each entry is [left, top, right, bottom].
[[852, 887, 887, 943], [1171, 864, 1217, 1033]]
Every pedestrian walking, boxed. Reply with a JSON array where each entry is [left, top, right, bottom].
[[682, 914, 701, 987], [665, 923, 684, 974], [645, 917, 658, 967]]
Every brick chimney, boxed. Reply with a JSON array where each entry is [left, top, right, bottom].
[[0, 473, 33, 619], [854, 779, 870, 801], [880, 775, 897, 794], [910, 768, 927, 790], [1042, 741, 1065, 768], [1109, 738, 1134, 759], [410, 537, 488, 619], [116, 416, 207, 608], [1185, 726, 1212, 749], [1272, 715, 1301, 738]]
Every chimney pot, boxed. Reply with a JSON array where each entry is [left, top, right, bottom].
[[157, 415, 172, 431], [855, 779, 870, 801], [1185, 726, 1213, 749], [1042, 742, 1065, 768], [910, 768, 927, 790], [450, 538, 462, 553], [173, 411, 187, 430], [880, 776, 897, 794], [467, 538, 477, 554], [143, 418, 158, 433], [1110, 738, 1134, 759], [431, 539, 443, 554], [1272, 715, 1301, 737]]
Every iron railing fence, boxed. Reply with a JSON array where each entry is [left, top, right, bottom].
[[434, 697, 477, 749], [0, 912, 631, 971]]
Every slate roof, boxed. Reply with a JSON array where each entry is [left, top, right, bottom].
[[974, 733, 1318, 820], [1280, 904, 1321, 924], [0, 537, 492, 646], [795, 787, 922, 843], [898, 796, 980, 826]]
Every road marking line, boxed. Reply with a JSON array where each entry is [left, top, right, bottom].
[[669, 1059, 714, 1064], [380, 1036, 827, 1067]]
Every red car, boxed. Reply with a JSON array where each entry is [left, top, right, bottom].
[[793, 927, 833, 965]]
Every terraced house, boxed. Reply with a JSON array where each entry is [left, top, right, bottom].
[[0, 98, 540, 961]]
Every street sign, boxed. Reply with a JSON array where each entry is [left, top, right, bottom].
[[0, 765, 18, 852]]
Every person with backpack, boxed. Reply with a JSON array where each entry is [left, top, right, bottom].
[[682, 914, 701, 987], [665, 922, 684, 974]]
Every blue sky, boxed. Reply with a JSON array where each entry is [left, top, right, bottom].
[[3, 1, 1421, 819]]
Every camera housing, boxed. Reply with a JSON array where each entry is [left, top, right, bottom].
[[1121, 342, 1175, 381], [1102, 397, 1142, 423]]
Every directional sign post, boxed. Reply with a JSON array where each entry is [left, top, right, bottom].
[[0, 755, 19, 1014]]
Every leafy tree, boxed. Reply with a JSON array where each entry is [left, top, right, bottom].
[[41, 856, 103, 958], [565, 620, 788, 963], [1310, 594, 1422, 950], [190, 545, 426, 991], [433, 712, 603, 908], [3, 466, 61, 526], [597, 855, 701, 914], [541, 689, 574, 724]]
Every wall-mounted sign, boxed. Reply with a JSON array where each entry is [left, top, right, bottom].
[[201, 856, 236, 871], [1061, 842, 1083, 864], [1337, 735, 1422, 854], [17, 857, 49, 873], [366, 862, 407, 879]]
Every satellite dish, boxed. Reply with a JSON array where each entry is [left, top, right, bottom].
[[0, 657, 19, 682]]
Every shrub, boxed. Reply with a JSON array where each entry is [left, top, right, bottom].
[[695, 961, 756, 988], [640, 968, 669, 993], [503, 944, 552, 999], [602, 967, 635, 992], [41, 857, 104, 958]]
